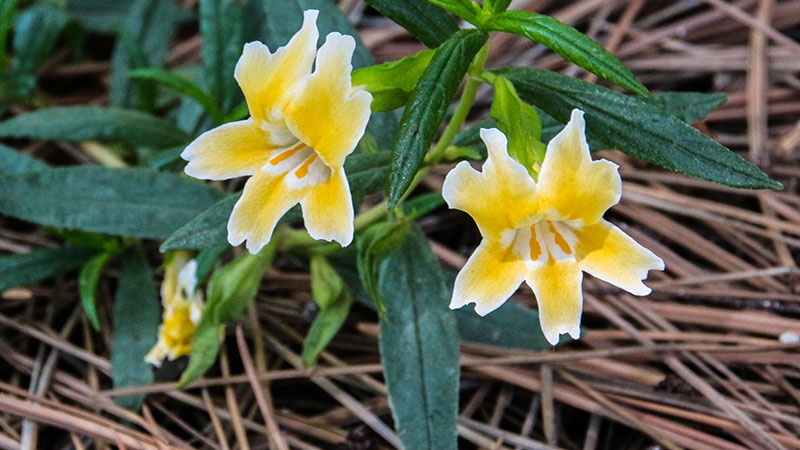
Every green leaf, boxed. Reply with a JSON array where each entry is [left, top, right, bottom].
[[65, 0, 134, 33], [485, 0, 511, 15], [112, 249, 159, 411], [310, 255, 344, 309], [0, 246, 96, 292], [302, 283, 352, 369], [402, 192, 445, 219], [490, 75, 544, 172], [129, 68, 221, 121], [425, 0, 480, 23], [0, 143, 48, 174], [0, 0, 17, 68], [352, 50, 435, 112], [388, 29, 488, 207], [0, 106, 189, 147], [12, 6, 69, 75], [78, 251, 114, 331], [356, 220, 412, 313], [177, 311, 225, 387], [194, 245, 227, 284], [449, 118, 497, 160], [455, 302, 554, 350], [364, 0, 458, 48], [161, 152, 389, 251], [0, 166, 225, 239], [378, 225, 459, 450], [109, 0, 187, 108], [485, 11, 648, 95], [499, 67, 781, 190], [641, 92, 727, 124], [200, 0, 243, 114]]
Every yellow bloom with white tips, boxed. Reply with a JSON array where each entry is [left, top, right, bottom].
[[442, 109, 664, 345], [182, 9, 372, 253], [145, 252, 205, 367]]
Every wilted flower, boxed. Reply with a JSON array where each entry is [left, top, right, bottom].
[[145, 252, 205, 366], [182, 9, 371, 253], [442, 109, 664, 345]]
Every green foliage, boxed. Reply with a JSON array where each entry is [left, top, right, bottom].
[[303, 257, 352, 368], [378, 225, 459, 450], [490, 75, 544, 173], [179, 244, 277, 386], [455, 302, 555, 349], [356, 220, 411, 313], [426, 0, 480, 23], [0, 106, 189, 148], [0, 0, 17, 68], [129, 68, 222, 122], [112, 249, 159, 411], [200, 0, 243, 114], [65, 0, 134, 33], [12, 6, 69, 75], [0, 246, 96, 292], [364, 0, 458, 48], [402, 192, 445, 219], [352, 50, 435, 112], [0, 143, 48, 174], [388, 29, 488, 208], [499, 67, 781, 190], [485, 0, 512, 15], [485, 11, 648, 95], [78, 251, 115, 331], [641, 91, 727, 124], [110, 0, 188, 109], [0, 166, 225, 239]]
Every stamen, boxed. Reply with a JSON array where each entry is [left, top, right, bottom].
[[548, 222, 572, 255], [529, 227, 542, 261], [269, 143, 305, 165], [295, 154, 318, 179]]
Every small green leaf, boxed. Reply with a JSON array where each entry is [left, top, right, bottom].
[[78, 251, 114, 331], [302, 284, 352, 369], [0, 106, 190, 148], [200, 0, 243, 114], [641, 91, 727, 124], [364, 0, 458, 48], [356, 220, 412, 312], [402, 192, 445, 219], [0, 246, 96, 292], [388, 29, 488, 207], [425, 0, 480, 23], [490, 75, 545, 172], [455, 302, 554, 349], [485, 11, 648, 95], [177, 312, 225, 387], [112, 249, 159, 411], [0, 0, 16, 68], [0, 166, 225, 239], [485, 0, 512, 15], [12, 6, 69, 75], [0, 143, 48, 174], [310, 255, 345, 310], [352, 50, 435, 112], [499, 67, 781, 190], [129, 68, 221, 121], [65, 0, 132, 33], [378, 225, 459, 450], [161, 152, 390, 251], [194, 245, 227, 284]]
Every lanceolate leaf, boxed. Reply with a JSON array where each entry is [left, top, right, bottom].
[[0, 166, 225, 239], [111, 249, 159, 411], [388, 29, 488, 207], [0, 246, 96, 292], [129, 68, 221, 121], [79, 251, 114, 331], [425, 0, 480, 24], [161, 152, 390, 251], [200, 0, 243, 114], [485, 11, 648, 95], [378, 225, 459, 450], [12, 6, 69, 75], [352, 50, 435, 112], [499, 67, 781, 190], [302, 285, 352, 369], [363, 0, 458, 48], [640, 92, 727, 124], [0, 106, 189, 147], [0, 143, 48, 174]]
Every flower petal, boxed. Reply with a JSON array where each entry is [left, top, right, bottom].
[[300, 168, 354, 246], [283, 32, 372, 169], [442, 128, 540, 239], [227, 169, 305, 254], [234, 10, 319, 122], [537, 109, 621, 225], [526, 257, 583, 345], [182, 119, 277, 180], [574, 219, 664, 295], [451, 238, 527, 316]]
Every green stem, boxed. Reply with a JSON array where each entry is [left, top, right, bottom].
[[426, 43, 489, 164]]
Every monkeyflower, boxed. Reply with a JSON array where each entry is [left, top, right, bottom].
[[442, 110, 664, 345], [182, 10, 371, 253], [145, 252, 205, 366]]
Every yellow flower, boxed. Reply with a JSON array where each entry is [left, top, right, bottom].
[[145, 252, 205, 367], [181, 10, 372, 253], [442, 109, 664, 345]]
